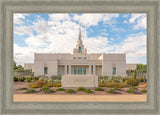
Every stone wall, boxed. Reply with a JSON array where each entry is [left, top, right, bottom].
[[62, 75, 98, 87]]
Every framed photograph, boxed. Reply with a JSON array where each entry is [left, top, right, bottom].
[[0, 0, 159, 114]]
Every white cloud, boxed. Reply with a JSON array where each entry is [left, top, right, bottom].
[[122, 14, 129, 18], [49, 13, 71, 21], [129, 13, 146, 30], [14, 26, 33, 36], [73, 14, 103, 27], [114, 32, 146, 63], [83, 36, 111, 53], [32, 19, 50, 34], [14, 13, 29, 25], [14, 44, 34, 65], [129, 14, 145, 23], [102, 14, 119, 22], [134, 16, 146, 30], [123, 20, 127, 24], [73, 13, 119, 27]]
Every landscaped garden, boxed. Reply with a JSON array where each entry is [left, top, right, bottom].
[[13, 75, 147, 95], [13, 63, 147, 95]]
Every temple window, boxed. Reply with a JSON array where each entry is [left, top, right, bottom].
[[78, 68, 82, 74], [83, 68, 86, 74], [74, 68, 77, 74], [112, 67, 116, 75], [79, 47, 81, 53], [44, 67, 48, 74]]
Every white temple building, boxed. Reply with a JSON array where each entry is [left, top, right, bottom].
[[24, 26, 127, 77]]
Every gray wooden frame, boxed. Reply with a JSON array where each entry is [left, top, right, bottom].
[[0, 0, 159, 114]]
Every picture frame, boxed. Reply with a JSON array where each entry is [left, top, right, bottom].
[[0, 0, 159, 114]]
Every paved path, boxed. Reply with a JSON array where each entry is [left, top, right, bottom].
[[14, 94, 146, 102]]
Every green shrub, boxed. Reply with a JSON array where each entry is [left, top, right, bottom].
[[112, 76, 114, 80], [98, 76, 104, 81], [133, 70, 137, 79], [43, 89, 55, 94], [107, 89, 118, 94], [113, 88, 122, 91], [51, 75, 57, 80], [14, 76, 18, 82], [26, 77, 32, 82], [77, 87, 85, 91], [127, 78, 139, 86], [104, 76, 109, 80], [17, 87, 27, 90], [40, 86, 49, 91], [32, 77, 39, 81], [84, 89, 94, 93], [140, 89, 147, 93], [54, 79, 60, 84], [18, 77, 25, 82], [39, 76, 45, 81], [100, 79, 106, 83], [57, 75, 62, 80], [95, 87, 104, 91], [65, 89, 76, 93], [126, 87, 137, 94], [43, 77, 49, 83], [56, 88, 65, 91], [51, 75, 62, 80], [113, 79, 120, 83], [121, 78, 127, 82], [26, 89, 37, 93]]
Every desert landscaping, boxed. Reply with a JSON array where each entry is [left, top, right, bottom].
[[13, 63, 147, 102], [13, 75, 147, 102]]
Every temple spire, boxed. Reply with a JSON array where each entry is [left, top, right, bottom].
[[73, 25, 87, 55], [79, 25, 81, 41]]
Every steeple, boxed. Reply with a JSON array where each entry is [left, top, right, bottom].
[[76, 25, 83, 49], [73, 25, 87, 55], [78, 25, 81, 41]]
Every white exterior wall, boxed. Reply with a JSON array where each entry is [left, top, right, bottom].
[[29, 53, 126, 77], [102, 54, 126, 76], [24, 63, 34, 72], [58, 65, 65, 75], [96, 66, 102, 75], [34, 53, 58, 77]]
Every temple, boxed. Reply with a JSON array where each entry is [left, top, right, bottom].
[[24, 25, 127, 77]]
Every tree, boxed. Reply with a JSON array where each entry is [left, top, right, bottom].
[[136, 64, 147, 73], [14, 65, 24, 72]]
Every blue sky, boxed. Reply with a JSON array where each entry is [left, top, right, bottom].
[[14, 13, 146, 65]]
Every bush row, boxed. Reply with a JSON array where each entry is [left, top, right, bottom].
[[18, 86, 147, 94], [13, 76, 39, 82]]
